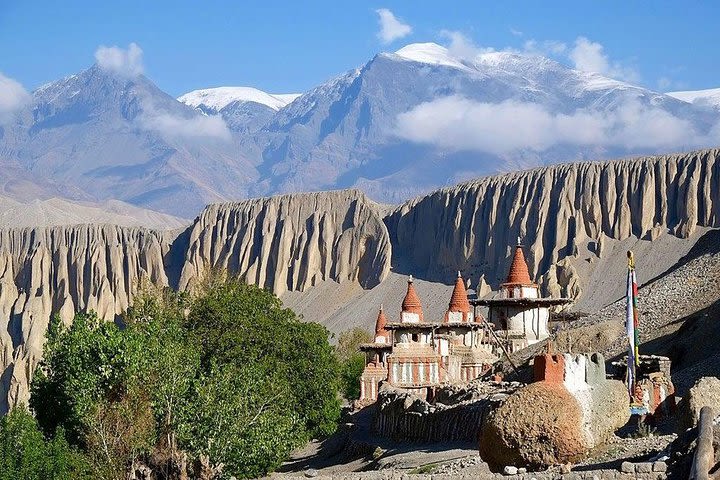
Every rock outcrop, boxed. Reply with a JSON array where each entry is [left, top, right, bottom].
[[480, 354, 629, 469], [178, 190, 392, 295], [677, 377, 720, 432], [480, 381, 586, 468], [387, 148, 720, 305]]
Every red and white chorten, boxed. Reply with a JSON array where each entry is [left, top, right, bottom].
[[472, 244, 572, 353], [444, 271, 474, 323]]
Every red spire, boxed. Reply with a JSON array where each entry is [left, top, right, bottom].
[[504, 245, 533, 285], [374, 305, 390, 341], [448, 271, 471, 313], [401, 275, 423, 320]]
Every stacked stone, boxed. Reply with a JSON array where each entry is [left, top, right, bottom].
[[373, 382, 522, 442]]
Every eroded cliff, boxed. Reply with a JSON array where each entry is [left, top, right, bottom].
[[178, 189, 392, 295], [2, 149, 720, 411], [387, 148, 720, 303], [0, 191, 393, 411], [0, 225, 169, 412]]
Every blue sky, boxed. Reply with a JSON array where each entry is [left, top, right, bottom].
[[1, 1, 718, 96]]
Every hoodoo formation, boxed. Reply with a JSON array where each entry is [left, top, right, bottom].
[[1, 148, 720, 415]]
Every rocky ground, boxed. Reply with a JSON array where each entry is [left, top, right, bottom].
[[268, 404, 678, 479]]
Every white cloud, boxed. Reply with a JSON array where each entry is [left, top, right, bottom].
[[95, 42, 144, 77], [510, 28, 524, 37], [569, 37, 639, 83], [439, 31, 565, 62], [435, 31, 639, 83], [441, 30, 496, 60], [375, 8, 412, 44], [137, 91, 231, 142], [140, 110, 232, 142], [395, 95, 716, 155], [0, 72, 30, 124]]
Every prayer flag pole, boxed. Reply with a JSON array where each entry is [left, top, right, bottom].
[[626, 250, 639, 396]]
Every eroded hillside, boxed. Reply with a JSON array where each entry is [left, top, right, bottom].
[[2, 148, 720, 410]]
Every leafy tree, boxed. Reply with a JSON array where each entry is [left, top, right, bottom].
[[335, 327, 372, 363], [186, 276, 341, 437], [335, 327, 372, 400], [123, 286, 199, 457], [340, 353, 367, 400], [178, 364, 303, 479], [31, 313, 143, 445], [0, 407, 91, 480], [84, 389, 156, 479], [29, 275, 342, 479]]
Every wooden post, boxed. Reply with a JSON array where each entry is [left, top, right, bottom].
[[690, 406, 715, 480]]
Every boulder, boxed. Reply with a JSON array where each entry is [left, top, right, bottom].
[[479, 373, 629, 469], [677, 376, 720, 431], [586, 380, 630, 445], [479, 381, 586, 468]]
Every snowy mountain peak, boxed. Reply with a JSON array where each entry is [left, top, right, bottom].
[[178, 87, 301, 112], [667, 87, 720, 108], [393, 43, 469, 70]]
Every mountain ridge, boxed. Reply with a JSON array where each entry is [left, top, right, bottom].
[[1, 43, 719, 219]]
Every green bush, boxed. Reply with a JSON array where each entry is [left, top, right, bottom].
[[185, 277, 341, 438], [340, 353, 366, 400], [0, 407, 91, 480]]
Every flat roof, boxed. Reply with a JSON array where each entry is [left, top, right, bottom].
[[471, 297, 573, 307], [358, 342, 393, 351], [384, 321, 484, 330], [384, 322, 437, 330]]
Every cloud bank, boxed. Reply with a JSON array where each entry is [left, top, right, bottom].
[[141, 111, 232, 142], [138, 94, 231, 142], [376, 9, 412, 44], [0, 72, 30, 124], [437, 32, 639, 83], [95, 43, 144, 77], [569, 37, 639, 83], [395, 95, 717, 155]]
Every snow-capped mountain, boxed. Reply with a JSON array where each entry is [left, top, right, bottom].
[[247, 43, 716, 201], [178, 87, 300, 133], [178, 87, 300, 112], [667, 87, 720, 109], [1, 42, 719, 217]]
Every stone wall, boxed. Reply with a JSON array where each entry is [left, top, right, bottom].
[[374, 382, 520, 442]]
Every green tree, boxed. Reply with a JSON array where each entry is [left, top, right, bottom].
[[178, 364, 303, 479], [340, 353, 367, 400], [29, 275, 342, 479], [31, 313, 143, 445], [186, 276, 341, 437], [335, 327, 372, 400], [335, 327, 372, 363], [0, 407, 91, 480], [123, 286, 200, 458]]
